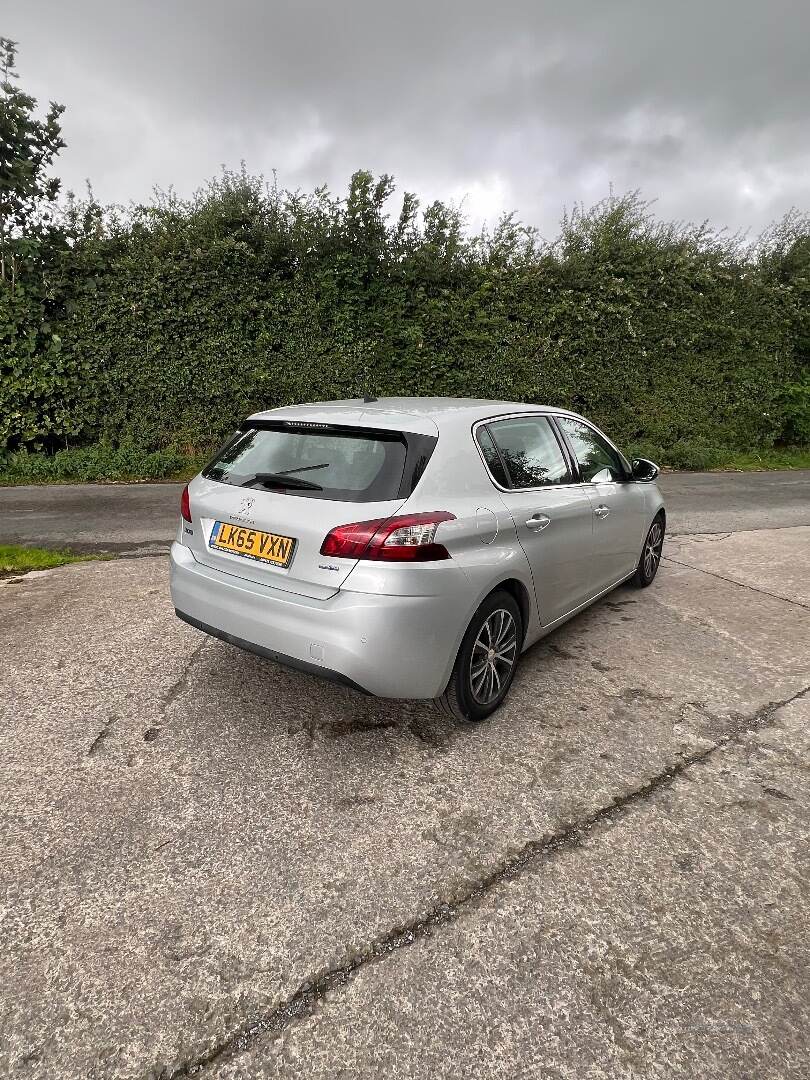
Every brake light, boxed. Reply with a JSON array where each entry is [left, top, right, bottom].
[[320, 511, 455, 562], [319, 517, 387, 559], [180, 484, 192, 523]]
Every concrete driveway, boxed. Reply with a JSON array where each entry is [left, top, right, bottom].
[[1, 476, 809, 1079]]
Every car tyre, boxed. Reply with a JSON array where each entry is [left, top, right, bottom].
[[436, 590, 523, 722], [633, 513, 665, 587]]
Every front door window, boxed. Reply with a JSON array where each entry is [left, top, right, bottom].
[[557, 417, 626, 482]]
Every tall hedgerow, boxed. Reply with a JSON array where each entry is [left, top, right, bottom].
[[0, 41, 807, 459], [42, 170, 805, 456]]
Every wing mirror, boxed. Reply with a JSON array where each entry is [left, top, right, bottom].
[[631, 457, 660, 482]]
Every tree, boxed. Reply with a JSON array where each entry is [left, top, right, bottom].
[[0, 36, 65, 287], [0, 38, 77, 453]]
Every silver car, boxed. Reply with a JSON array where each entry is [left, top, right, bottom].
[[170, 398, 665, 721]]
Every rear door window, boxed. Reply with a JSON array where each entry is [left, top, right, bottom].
[[203, 423, 427, 502], [483, 417, 572, 488]]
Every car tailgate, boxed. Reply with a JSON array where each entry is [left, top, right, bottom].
[[183, 476, 406, 599]]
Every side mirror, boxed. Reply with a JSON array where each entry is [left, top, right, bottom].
[[631, 457, 660, 482]]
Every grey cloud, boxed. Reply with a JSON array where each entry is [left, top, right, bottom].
[[6, 0, 810, 235]]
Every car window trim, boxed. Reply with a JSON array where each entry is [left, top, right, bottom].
[[472, 414, 577, 493], [548, 415, 581, 482]]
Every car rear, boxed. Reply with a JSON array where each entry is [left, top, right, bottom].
[[169, 407, 476, 697]]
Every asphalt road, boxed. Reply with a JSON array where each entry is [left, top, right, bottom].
[[1, 470, 809, 553], [2, 479, 809, 1079]]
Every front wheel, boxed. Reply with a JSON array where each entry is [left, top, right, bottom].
[[633, 514, 665, 587], [435, 590, 522, 722]]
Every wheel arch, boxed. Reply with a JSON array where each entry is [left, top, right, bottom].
[[437, 572, 535, 699], [489, 576, 532, 645]]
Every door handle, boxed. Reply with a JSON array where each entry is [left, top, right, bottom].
[[593, 505, 610, 519], [525, 513, 551, 531]]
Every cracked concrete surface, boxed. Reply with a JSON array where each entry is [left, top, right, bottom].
[[664, 526, 810, 608], [214, 691, 810, 1080], [1, 521, 808, 1079], [168, 685, 810, 1078]]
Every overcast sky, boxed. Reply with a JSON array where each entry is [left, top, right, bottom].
[[6, 0, 810, 237]]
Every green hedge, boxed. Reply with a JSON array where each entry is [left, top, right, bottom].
[[2, 172, 808, 457]]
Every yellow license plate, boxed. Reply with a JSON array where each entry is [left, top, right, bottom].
[[210, 521, 296, 567]]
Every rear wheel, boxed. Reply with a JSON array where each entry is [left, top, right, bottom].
[[436, 590, 522, 722], [633, 514, 665, 587]]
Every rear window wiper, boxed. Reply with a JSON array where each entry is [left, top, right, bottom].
[[240, 472, 323, 491], [276, 463, 330, 475]]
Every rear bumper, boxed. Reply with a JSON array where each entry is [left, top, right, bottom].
[[174, 608, 369, 693], [169, 542, 469, 698]]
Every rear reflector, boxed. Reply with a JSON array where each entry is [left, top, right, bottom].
[[180, 484, 192, 523], [320, 511, 455, 562]]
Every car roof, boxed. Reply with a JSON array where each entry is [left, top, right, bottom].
[[249, 397, 567, 434]]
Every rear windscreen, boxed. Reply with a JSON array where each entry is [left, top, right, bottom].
[[203, 423, 419, 502]]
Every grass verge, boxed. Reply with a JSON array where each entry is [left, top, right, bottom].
[[710, 447, 810, 471], [627, 443, 810, 472], [0, 444, 206, 485], [0, 545, 109, 574]]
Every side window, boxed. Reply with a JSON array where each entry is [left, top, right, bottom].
[[557, 417, 625, 482], [476, 426, 509, 487], [483, 417, 572, 488]]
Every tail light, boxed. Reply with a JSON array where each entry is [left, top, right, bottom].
[[180, 484, 192, 523], [320, 511, 455, 562]]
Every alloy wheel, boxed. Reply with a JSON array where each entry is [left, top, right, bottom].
[[469, 608, 518, 704], [643, 520, 664, 580]]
